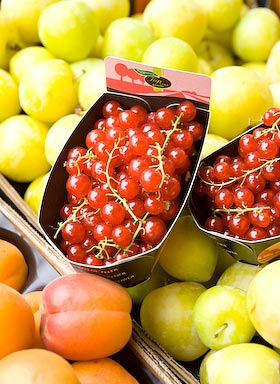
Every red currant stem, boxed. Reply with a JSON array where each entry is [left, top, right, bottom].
[[213, 205, 270, 216], [271, 115, 280, 130], [92, 239, 117, 259], [148, 114, 183, 191], [149, 142, 167, 189], [200, 156, 280, 189], [105, 139, 148, 223], [162, 113, 183, 151], [53, 197, 89, 239]]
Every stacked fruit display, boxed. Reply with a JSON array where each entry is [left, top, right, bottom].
[[2, 0, 280, 383]]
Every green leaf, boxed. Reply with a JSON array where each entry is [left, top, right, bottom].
[[134, 68, 159, 77]]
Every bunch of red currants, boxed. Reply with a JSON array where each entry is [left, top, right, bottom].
[[55, 99, 205, 266], [194, 107, 280, 241]]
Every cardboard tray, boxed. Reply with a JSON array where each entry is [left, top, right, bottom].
[[189, 122, 280, 265], [38, 57, 211, 288]]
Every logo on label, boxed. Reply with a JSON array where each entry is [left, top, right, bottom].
[[134, 68, 171, 89]]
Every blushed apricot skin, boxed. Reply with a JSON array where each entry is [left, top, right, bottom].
[[40, 273, 133, 360], [23, 290, 46, 349]]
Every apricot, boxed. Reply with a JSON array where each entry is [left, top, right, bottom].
[[23, 290, 46, 349], [0, 239, 28, 291], [0, 348, 80, 383], [72, 357, 140, 384], [40, 273, 133, 360], [0, 283, 35, 358]]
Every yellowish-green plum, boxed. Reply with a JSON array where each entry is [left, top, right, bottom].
[[44, 113, 82, 166], [78, 64, 107, 111], [0, 13, 26, 70], [204, 27, 234, 52], [143, 0, 207, 47], [70, 57, 104, 91], [24, 171, 50, 215], [19, 59, 78, 124], [76, 0, 130, 34], [193, 285, 255, 350], [195, 0, 243, 32], [247, 260, 280, 349], [194, 40, 234, 71], [269, 81, 280, 108], [140, 281, 209, 361], [0, 0, 60, 44], [142, 37, 198, 73], [9, 46, 55, 83], [200, 343, 280, 384], [266, 40, 280, 83], [217, 261, 263, 292], [241, 61, 270, 85], [125, 263, 176, 306], [38, 1, 100, 62], [0, 115, 50, 182], [209, 66, 273, 140], [0, 69, 21, 122], [159, 215, 218, 282], [102, 17, 155, 62], [197, 57, 213, 76], [232, 7, 280, 62], [200, 133, 229, 160]]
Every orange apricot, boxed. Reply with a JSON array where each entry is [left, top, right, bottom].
[[0, 239, 28, 291], [72, 357, 140, 384], [40, 273, 133, 360], [0, 348, 80, 383], [0, 282, 35, 358], [23, 290, 46, 349]]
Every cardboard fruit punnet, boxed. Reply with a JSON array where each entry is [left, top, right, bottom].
[[189, 122, 280, 266], [38, 57, 211, 287]]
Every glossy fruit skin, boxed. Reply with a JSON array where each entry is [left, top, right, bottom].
[[40, 273, 132, 360], [193, 285, 255, 351], [159, 215, 218, 282], [200, 343, 280, 384], [140, 281, 209, 361], [38, 1, 100, 62]]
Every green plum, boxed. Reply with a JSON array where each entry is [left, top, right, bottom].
[[101, 17, 155, 62], [140, 281, 209, 361], [200, 343, 280, 384], [209, 66, 273, 140], [142, 37, 198, 72], [232, 7, 280, 62], [193, 285, 255, 351], [217, 261, 263, 292], [143, 0, 207, 47], [159, 215, 218, 282], [125, 263, 176, 306], [247, 260, 280, 349], [38, 1, 100, 62]]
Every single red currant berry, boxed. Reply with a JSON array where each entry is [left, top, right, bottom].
[[176, 100, 196, 122], [61, 220, 86, 243], [141, 216, 167, 246]]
